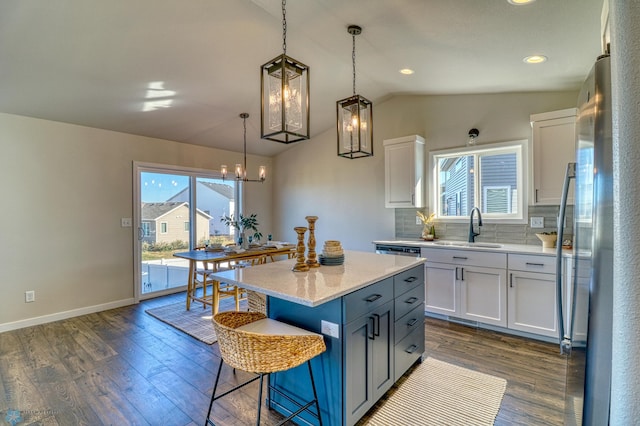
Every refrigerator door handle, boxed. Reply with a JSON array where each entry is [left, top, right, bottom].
[[556, 162, 575, 354]]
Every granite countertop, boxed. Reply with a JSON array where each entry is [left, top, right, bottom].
[[207, 250, 426, 307], [373, 239, 574, 257]]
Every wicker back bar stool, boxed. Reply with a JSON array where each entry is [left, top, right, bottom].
[[206, 311, 326, 426]]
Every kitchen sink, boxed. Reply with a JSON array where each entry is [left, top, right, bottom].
[[433, 241, 503, 249]]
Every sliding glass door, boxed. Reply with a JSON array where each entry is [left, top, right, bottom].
[[134, 163, 237, 300]]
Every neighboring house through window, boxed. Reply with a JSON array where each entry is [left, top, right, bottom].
[[430, 139, 527, 223]]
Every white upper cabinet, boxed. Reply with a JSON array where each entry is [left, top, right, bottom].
[[530, 108, 577, 205], [384, 135, 425, 208]]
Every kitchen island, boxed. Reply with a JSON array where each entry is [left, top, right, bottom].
[[209, 250, 426, 426]]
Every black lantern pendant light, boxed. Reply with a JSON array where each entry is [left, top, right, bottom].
[[260, 0, 310, 144], [337, 25, 373, 159], [221, 113, 266, 183]]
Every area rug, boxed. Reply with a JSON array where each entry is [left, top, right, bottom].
[[146, 302, 217, 344], [363, 357, 507, 426]]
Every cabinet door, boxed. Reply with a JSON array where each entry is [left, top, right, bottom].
[[508, 270, 558, 337], [459, 265, 507, 327], [343, 301, 394, 425], [344, 313, 373, 425], [424, 262, 458, 316], [371, 302, 394, 401], [532, 115, 576, 205], [384, 136, 424, 208]]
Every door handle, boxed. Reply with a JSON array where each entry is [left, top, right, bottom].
[[460, 267, 464, 281], [137, 227, 144, 240], [407, 318, 418, 327], [404, 276, 417, 283], [526, 262, 545, 267], [373, 313, 380, 337], [510, 273, 513, 288], [455, 266, 459, 281], [405, 296, 418, 304], [405, 344, 418, 354], [453, 256, 468, 260], [365, 294, 382, 303], [368, 316, 375, 340]]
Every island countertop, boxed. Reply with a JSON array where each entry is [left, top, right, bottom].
[[208, 250, 426, 307]]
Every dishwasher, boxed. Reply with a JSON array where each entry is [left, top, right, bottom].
[[375, 244, 422, 257]]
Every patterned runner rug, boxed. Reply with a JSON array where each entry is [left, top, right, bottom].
[[363, 357, 507, 425], [146, 302, 217, 344]]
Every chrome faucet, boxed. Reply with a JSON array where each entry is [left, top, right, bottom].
[[468, 207, 483, 243]]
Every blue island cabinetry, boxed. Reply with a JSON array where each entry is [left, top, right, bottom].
[[268, 264, 425, 426]]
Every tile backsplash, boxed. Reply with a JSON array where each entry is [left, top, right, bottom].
[[395, 206, 573, 246]]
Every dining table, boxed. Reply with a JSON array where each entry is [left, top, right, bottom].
[[173, 244, 296, 314]]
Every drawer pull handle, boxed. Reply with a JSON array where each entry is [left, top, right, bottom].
[[526, 262, 545, 267], [404, 276, 417, 283], [405, 344, 418, 354], [453, 256, 468, 260], [365, 294, 382, 303], [405, 296, 419, 304], [407, 318, 418, 327]]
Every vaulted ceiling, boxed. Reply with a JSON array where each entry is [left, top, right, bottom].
[[0, 0, 604, 157]]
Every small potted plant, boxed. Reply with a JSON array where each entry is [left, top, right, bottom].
[[417, 211, 436, 241], [221, 213, 263, 248]]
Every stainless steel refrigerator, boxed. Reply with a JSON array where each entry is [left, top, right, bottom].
[[556, 53, 612, 425]]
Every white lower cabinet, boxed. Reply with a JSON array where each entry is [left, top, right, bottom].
[[422, 248, 507, 327], [460, 265, 507, 327], [422, 247, 565, 339], [507, 254, 558, 338]]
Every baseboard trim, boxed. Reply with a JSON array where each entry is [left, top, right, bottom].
[[0, 298, 136, 333]]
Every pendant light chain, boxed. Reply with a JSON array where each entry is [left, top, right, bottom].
[[242, 113, 248, 176], [282, 0, 287, 55], [352, 31, 357, 95]]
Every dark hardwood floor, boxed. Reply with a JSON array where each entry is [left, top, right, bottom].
[[0, 293, 566, 425]]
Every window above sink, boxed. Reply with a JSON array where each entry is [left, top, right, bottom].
[[429, 139, 528, 224]]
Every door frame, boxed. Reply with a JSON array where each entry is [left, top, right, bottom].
[[133, 161, 239, 302]]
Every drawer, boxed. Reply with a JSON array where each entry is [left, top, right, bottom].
[[508, 254, 555, 274], [394, 265, 424, 297], [394, 327, 425, 381], [394, 303, 424, 344], [394, 284, 424, 321], [421, 247, 506, 268], [343, 277, 394, 324]]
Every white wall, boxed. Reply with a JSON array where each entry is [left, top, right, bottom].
[[272, 91, 578, 251], [0, 113, 272, 329]]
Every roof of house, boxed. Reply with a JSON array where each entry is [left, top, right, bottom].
[[167, 181, 234, 203], [142, 202, 212, 221]]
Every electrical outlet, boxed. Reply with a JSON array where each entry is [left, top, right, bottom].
[[321, 320, 340, 338], [25, 290, 35, 303], [121, 217, 132, 227], [416, 216, 422, 225], [530, 217, 544, 228]]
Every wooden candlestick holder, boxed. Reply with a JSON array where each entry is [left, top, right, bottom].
[[305, 216, 320, 268], [292, 226, 310, 272]]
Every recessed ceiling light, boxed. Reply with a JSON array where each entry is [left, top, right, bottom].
[[508, 0, 536, 5], [399, 68, 415, 75], [523, 55, 547, 64]]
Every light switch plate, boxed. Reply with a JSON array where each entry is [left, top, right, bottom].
[[530, 217, 544, 228], [321, 320, 340, 339], [121, 218, 132, 227]]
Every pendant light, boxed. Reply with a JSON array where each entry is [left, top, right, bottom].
[[260, 0, 310, 144], [221, 113, 266, 183], [337, 25, 373, 159]]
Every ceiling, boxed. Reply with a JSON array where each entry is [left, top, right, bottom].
[[0, 0, 604, 157]]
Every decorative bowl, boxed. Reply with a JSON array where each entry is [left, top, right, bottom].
[[536, 233, 557, 248]]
